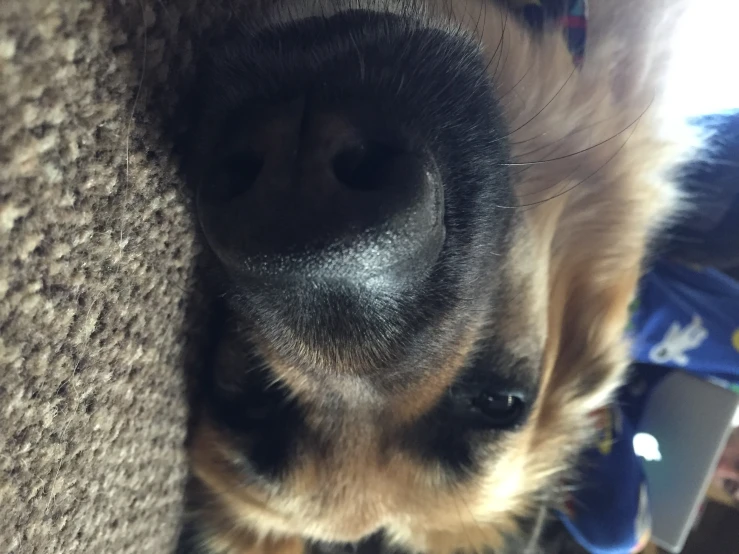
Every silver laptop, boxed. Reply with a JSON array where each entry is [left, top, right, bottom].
[[636, 370, 739, 552]]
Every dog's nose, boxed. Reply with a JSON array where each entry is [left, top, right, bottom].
[[197, 98, 445, 287]]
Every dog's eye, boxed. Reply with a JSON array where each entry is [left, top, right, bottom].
[[471, 392, 525, 428], [448, 385, 527, 429]]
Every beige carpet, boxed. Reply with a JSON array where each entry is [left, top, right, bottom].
[[0, 1, 232, 551]]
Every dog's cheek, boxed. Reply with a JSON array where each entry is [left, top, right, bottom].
[[177, 462, 305, 554]]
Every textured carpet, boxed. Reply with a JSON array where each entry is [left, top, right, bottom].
[[0, 1, 231, 551]]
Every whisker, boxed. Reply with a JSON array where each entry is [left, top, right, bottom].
[[479, 5, 509, 83], [502, 99, 653, 167], [500, 65, 577, 140], [515, 117, 642, 210], [119, 0, 148, 263], [498, 58, 537, 105], [516, 165, 579, 199], [509, 111, 622, 152], [491, 11, 511, 85], [469, 0, 488, 41], [452, 489, 478, 554], [458, 486, 488, 542]]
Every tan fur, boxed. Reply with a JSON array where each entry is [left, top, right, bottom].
[[190, 1, 699, 552]]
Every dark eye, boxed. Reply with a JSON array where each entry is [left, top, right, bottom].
[[471, 392, 525, 428]]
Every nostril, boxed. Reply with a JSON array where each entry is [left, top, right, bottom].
[[196, 105, 445, 283], [332, 142, 399, 191], [214, 152, 264, 201]]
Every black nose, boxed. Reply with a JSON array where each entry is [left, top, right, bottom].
[[196, 97, 445, 287]]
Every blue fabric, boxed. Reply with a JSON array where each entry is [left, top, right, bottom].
[[618, 364, 673, 431], [629, 260, 739, 384], [547, 8, 739, 554], [557, 261, 739, 553], [557, 402, 652, 554]]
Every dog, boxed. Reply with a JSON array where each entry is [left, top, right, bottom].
[[177, 1, 699, 552]]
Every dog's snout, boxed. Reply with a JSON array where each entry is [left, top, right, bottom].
[[198, 98, 445, 287]]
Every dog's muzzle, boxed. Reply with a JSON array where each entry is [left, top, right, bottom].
[[186, 9, 511, 373]]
